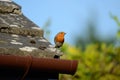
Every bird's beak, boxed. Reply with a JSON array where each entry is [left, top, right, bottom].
[[64, 33, 66, 35]]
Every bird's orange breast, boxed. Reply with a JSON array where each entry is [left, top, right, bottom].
[[55, 36, 64, 43]]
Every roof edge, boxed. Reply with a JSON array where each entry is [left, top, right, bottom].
[[0, 55, 78, 76]]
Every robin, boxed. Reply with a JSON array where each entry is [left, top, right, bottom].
[[54, 32, 66, 48]]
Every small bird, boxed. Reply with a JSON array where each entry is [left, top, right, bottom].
[[54, 32, 66, 48]]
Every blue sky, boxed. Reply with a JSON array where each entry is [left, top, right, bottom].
[[14, 0, 120, 45]]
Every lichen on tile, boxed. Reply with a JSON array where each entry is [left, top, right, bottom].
[[19, 46, 38, 52], [31, 27, 41, 30], [38, 38, 48, 42], [11, 34, 19, 37], [10, 39, 23, 45]]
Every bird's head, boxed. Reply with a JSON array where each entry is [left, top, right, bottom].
[[58, 32, 66, 36]]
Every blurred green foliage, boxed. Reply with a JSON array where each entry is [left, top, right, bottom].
[[59, 15, 120, 80], [60, 43, 120, 80]]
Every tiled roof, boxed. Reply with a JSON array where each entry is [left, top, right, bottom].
[[0, 1, 63, 58]]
